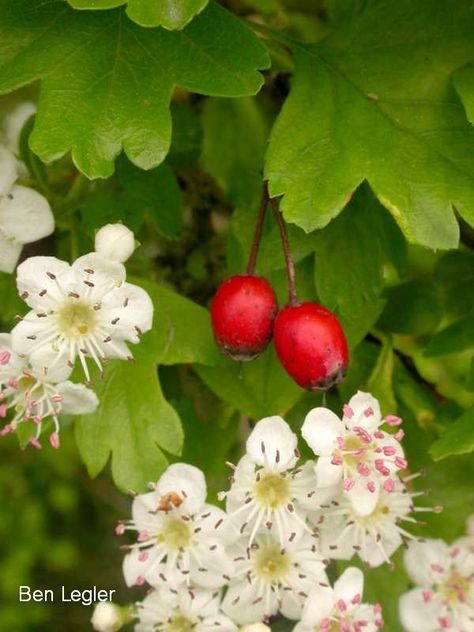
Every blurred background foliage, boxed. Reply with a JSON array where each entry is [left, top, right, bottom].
[[1, 0, 474, 629]]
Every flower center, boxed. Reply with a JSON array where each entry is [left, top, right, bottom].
[[157, 516, 192, 551], [165, 613, 196, 632], [254, 472, 290, 509], [253, 543, 291, 583], [56, 300, 97, 340], [439, 571, 470, 604]]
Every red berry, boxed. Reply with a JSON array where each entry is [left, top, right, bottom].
[[211, 274, 278, 361], [273, 302, 349, 390]]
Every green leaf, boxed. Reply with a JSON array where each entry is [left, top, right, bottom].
[[126, 0, 208, 30], [81, 157, 182, 238], [0, 1, 269, 178], [435, 250, 474, 317], [313, 186, 405, 347], [265, 0, 474, 249], [430, 408, 474, 460], [75, 355, 183, 492], [196, 346, 303, 420], [377, 281, 442, 335], [424, 316, 474, 357], [133, 278, 220, 366], [367, 335, 396, 415], [68, 0, 209, 30]]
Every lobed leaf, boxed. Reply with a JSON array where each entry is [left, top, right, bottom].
[[0, 0, 269, 178]]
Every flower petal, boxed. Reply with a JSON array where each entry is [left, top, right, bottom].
[[334, 566, 364, 604], [404, 539, 450, 586], [302, 407, 344, 456], [0, 233, 22, 273], [0, 185, 54, 244], [300, 584, 333, 626], [315, 455, 343, 488], [16, 256, 74, 310], [157, 463, 207, 515], [346, 478, 380, 516], [222, 581, 276, 624], [122, 546, 163, 588], [199, 615, 238, 632], [99, 282, 154, 343], [190, 542, 233, 589], [56, 381, 98, 414], [399, 588, 443, 632], [0, 145, 17, 195], [246, 415, 298, 471], [345, 391, 381, 430], [0, 332, 25, 382], [72, 252, 125, 301]]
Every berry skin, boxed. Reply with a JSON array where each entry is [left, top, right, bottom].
[[273, 302, 348, 390], [211, 275, 278, 361]]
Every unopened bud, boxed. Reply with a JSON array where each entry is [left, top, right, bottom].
[[91, 602, 121, 632], [240, 625, 271, 632], [95, 224, 135, 263]]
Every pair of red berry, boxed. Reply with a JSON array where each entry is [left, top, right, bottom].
[[211, 274, 348, 390]]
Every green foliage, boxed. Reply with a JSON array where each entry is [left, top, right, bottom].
[[430, 408, 474, 460], [0, 1, 269, 178], [265, 0, 474, 249], [68, 0, 209, 30]]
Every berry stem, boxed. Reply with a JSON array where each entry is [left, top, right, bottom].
[[268, 190, 298, 305], [246, 182, 269, 275]]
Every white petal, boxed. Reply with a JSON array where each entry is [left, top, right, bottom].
[[136, 587, 174, 625], [300, 584, 334, 625], [185, 588, 221, 618], [122, 546, 163, 588], [345, 391, 381, 430], [95, 223, 135, 263], [222, 581, 276, 624], [0, 185, 54, 243], [31, 353, 73, 383], [190, 543, 233, 589], [246, 415, 298, 471], [56, 382, 98, 414], [362, 531, 402, 567], [346, 478, 380, 516], [334, 566, 364, 604], [0, 332, 26, 382], [99, 282, 154, 343], [0, 233, 22, 273], [399, 588, 443, 632], [131, 490, 161, 531], [72, 252, 125, 301], [16, 256, 74, 310], [157, 463, 207, 515], [302, 407, 344, 456], [0, 145, 17, 195], [404, 539, 450, 586], [199, 615, 237, 632], [315, 456, 343, 488]]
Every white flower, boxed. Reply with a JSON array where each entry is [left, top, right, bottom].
[[135, 586, 237, 632], [121, 464, 235, 590], [95, 223, 136, 263], [240, 624, 271, 632], [316, 477, 433, 568], [293, 566, 384, 632], [221, 529, 327, 624], [91, 602, 122, 632], [2, 102, 36, 154], [0, 333, 98, 448], [400, 538, 474, 632], [0, 145, 54, 273], [223, 416, 324, 547], [11, 251, 153, 381], [302, 391, 406, 516]]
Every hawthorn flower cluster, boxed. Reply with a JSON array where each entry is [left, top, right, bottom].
[[112, 391, 438, 632], [399, 516, 474, 631], [0, 221, 153, 449]]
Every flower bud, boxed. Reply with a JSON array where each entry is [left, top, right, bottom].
[[240, 625, 271, 632], [95, 224, 135, 263], [91, 602, 121, 632]]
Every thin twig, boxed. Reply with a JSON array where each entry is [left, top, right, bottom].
[[268, 192, 298, 305], [246, 181, 269, 274]]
